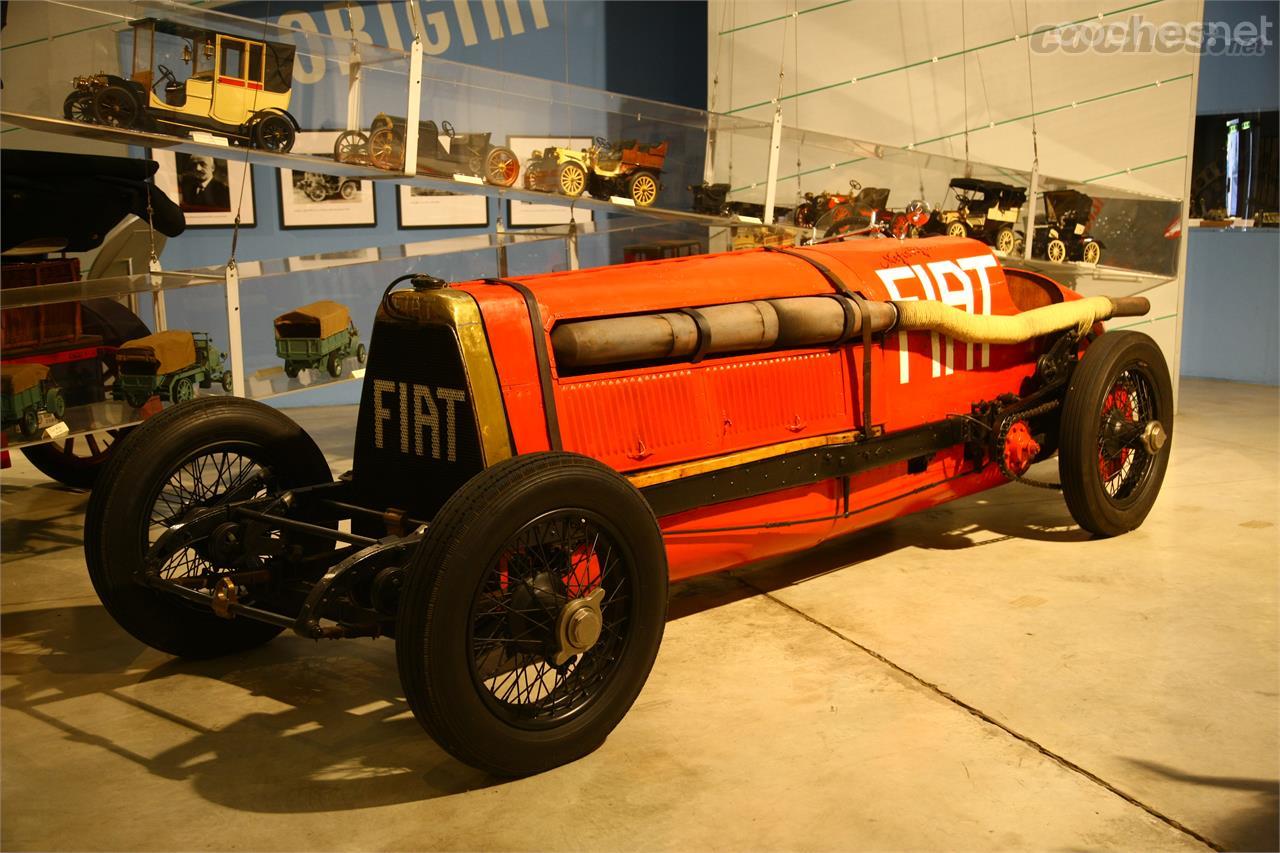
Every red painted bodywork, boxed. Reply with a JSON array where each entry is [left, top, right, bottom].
[[460, 237, 1083, 581]]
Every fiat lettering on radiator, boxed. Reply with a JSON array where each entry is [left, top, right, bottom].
[[371, 380, 467, 461], [876, 253, 999, 384]]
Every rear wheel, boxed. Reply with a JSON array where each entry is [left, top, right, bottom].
[[253, 114, 295, 153], [1059, 331, 1172, 536], [946, 220, 968, 238], [995, 227, 1017, 254], [326, 351, 343, 378], [172, 377, 195, 404], [92, 86, 140, 129], [20, 409, 39, 438], [355, 344, 368, 365], [1082, 241, 1102, 264], [485, 146, 520, 187], [1046, 238, 1067, 263], [628, 171, 659, 207], [284, 363, 300, 379], [339, 181, 358, 200], [369, 128, 404, 171], [333, 130, 369, 164], [396, 452, 668, 777], [63, 91, 93, 122], [84, 397, 332, 658]]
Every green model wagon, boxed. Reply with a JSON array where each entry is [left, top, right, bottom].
[[274, 301, 366, 379], [1, 363, 65, 437], [114, 330, 231, 408]]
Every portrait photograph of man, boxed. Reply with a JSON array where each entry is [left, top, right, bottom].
[[176, 152, 231, 212]]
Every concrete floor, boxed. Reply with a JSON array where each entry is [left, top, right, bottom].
[[1, 377, 1276, 852]]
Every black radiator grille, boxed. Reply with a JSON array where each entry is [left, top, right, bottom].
[[352, 318, 484, 521]]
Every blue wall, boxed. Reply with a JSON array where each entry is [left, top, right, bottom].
[[1181, 0, 1279, 384], [1181, 229, 1280, 385]]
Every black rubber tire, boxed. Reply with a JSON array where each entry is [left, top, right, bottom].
[[253, 113, 296, 152], [284, 362, 300, 379], [84, 397, 332, 658], [396, 452, 668, 777], [91, 85, 139, 128], [20, 409, 38, 438], [326, 351, 343, 378], [1059, 331, 1173, 537], [21, 427, 133, 490]]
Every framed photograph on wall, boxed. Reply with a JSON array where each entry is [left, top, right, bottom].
[[506, 136, 597, 227], [152, 149, 255, 228], [278, 132, 377, 229], [397, 186, 488, 228]]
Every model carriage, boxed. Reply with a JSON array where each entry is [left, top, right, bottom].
[[1034, 190, 1104, 264], [63, 18, 299, 152], [113, 330, 231, 408], [274, 301, 367, 379], [687, 183, 794, 222], [1, 364, 65, 438], [85, 239, 1173, 779], [333, 115, 520, 187], [524, 137, 668, 207], [923, 178, 1028, 254]]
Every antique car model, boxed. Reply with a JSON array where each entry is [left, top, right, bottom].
[[887, 200, 933, 239], [1, 364, 65, 437], [333, 115, 520, 187], [113, 330, 231, 408], [1032, 189, 1104, 264], [294, 172, 360, 203], [63, 18, 299, 152], [524, 137, 668, 206], [922, 178, 1028, 254], [813, 186, 893, 238], [688, 183, 793, 222], [85, 238, 1172, 779], [274, 301, 367, 378]]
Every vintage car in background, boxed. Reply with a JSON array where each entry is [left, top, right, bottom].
[[85, 238, 1172, 779], [113, 330, 230, 408], [1, 364, 64, 438], [293, 172, 360, 203], [922, 178, 1028, 254], [1032, 189, 1104, 264], [333, 115, 520, 187], [274, 301, 366, 378], [813, 185, 894, 238], [63, 18, 299, 152], [688, 183, 793, 223], [524, 137, 668, 206]]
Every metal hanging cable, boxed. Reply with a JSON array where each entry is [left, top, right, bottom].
[[961, 0, 971, 172], [1020, 0, 1040, 170]]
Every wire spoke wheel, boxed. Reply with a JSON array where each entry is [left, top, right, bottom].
[[468, 510, 632, 727], [396, 451, 667, 776], [1047, 238, 1067, 263], [145, 448, 269, 584], [1083, 241, 1102, 264], [1060, 331, 1172, 536], [369, 129, 404, 171]]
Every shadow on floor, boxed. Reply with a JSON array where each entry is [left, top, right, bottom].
[[1124, 758, 1280, 852], [669, 488, 1087, 621], [1, 604, 498, 814]]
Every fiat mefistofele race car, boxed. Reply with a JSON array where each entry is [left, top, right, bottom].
[[84, 237, 1172, 777]]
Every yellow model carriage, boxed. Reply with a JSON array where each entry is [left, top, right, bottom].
[[64, 18, 299, 151]]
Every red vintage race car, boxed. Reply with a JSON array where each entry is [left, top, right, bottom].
[[84, 237, 1172, 777]]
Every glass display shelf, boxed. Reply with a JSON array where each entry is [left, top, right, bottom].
[[1, 216, 708, 452]]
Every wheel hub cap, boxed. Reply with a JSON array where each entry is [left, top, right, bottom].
[[1141, 420, 1167, 454], [553, 587, 605, 665]]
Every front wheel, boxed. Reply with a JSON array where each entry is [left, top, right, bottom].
[[63, 91, 93, 123], [396, 452, 668, 777], [92, 86, 140, 129], [333, 130, 369, 164], [339, 181, 358, 200], [1046, 238, 1067, 263], [84, 397, 332, 658], [355, 343, 368, 365], [946, 220, 968, 238], [1082, 241, 1102, 265], [995, 227, 1017, 254], [557, 162, 586, 197], [1059, 331, 1173, 537], [326, 351, 343, 378], [369, 128, 405, 171]]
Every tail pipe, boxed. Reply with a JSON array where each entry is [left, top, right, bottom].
[[550, 294, 1149, 369]]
